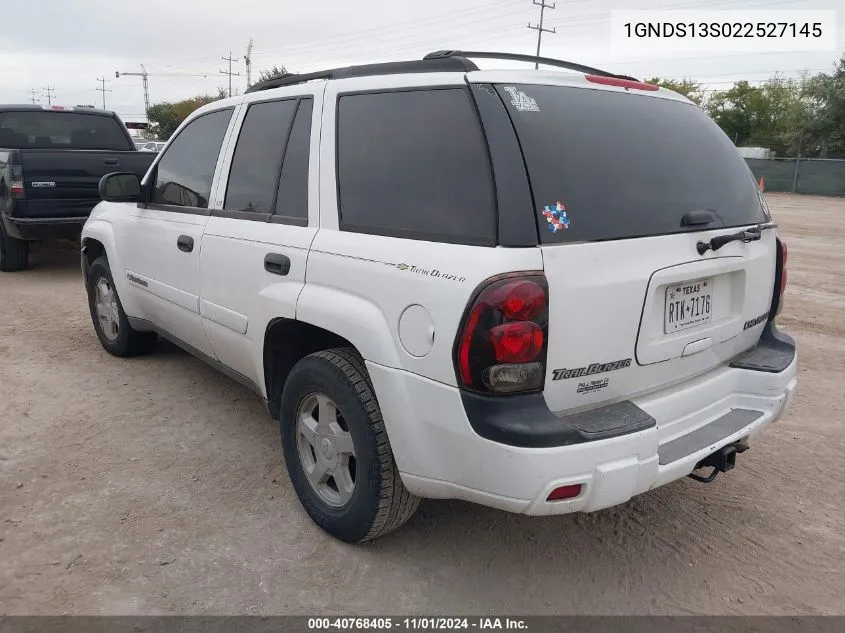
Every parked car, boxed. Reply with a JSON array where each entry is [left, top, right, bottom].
[[133, 140, 147, 150], [0, 105, 156, 271], [139, 141, 166, 152], [80, 51, 797, 543]]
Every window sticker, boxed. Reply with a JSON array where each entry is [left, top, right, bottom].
[[542, 201, 570, 233], [503, 86, 540, 112]]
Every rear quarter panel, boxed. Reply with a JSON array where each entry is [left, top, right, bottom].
[[301, 232, 543, 384]]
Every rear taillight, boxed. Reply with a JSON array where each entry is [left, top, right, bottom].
[[769, 238, 788, 319], [8, 162, 25, 200], [455, 273, 548, 395]]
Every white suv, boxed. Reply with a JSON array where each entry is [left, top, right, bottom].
[[81, 51, 797, 542]]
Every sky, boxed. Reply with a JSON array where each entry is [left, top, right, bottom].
[[1, 0, 842, 124]]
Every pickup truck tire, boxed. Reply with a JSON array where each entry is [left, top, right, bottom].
[[86, 256, 157, 357], [0, 223, 29, 272], [280, 348, 420, 542]]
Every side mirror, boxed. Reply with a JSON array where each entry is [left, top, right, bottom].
[[98, 172, 141, 202]]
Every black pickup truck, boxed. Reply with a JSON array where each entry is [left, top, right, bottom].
[[0, 105, 156, 271]]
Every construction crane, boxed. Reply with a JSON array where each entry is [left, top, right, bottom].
[[245, 38, 254, 89], [115, 65, 150, 119], [114, 65, 216, 120]]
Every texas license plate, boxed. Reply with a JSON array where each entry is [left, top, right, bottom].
[[665, 278, 713, 333]]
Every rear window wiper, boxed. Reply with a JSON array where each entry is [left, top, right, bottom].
[[696, 223, 776, 255]]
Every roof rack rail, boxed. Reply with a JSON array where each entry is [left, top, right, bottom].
[[423, 50, 639, 81], [244, 49, 638, 94], [245, 56, 479, 93]]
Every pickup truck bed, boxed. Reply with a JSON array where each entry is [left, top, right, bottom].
[[1, 105, 156, 271]]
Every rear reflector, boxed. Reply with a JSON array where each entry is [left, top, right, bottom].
[[547, 484, 583, 501], [585, 75, 659, 91]]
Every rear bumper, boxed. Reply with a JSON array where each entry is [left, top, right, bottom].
[[367, 324, 797, 516], [1, 214, 88, 240]]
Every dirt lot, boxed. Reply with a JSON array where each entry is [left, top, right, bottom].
[[1, 193, 844, 616]]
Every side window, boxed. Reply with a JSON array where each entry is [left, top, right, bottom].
[[151, 108, 233, 209], [274, 99, 312, 225], [224, 99, 298, 214], [336, 88, 495, 245]]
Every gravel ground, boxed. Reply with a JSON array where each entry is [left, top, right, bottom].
[[1, 193, 844, 615]]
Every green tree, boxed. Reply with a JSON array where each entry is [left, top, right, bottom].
[[146, 88, 228, 140], [644, 77, 706, 107], [705, 77, 809, 155], [801, 54, 845, 157], [257, 65, 289, 83]]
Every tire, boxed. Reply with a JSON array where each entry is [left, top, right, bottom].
[[280, 348, 420, 542], [0, 222, 30, 272], [85, 256, 156, 357]]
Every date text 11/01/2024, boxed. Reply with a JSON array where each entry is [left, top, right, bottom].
[[308, 617, 528, 630]]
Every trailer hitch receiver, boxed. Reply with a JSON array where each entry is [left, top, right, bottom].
[[688, 445, 737, 483]]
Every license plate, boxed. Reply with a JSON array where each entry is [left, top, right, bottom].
[[665, 277, 713, 333]]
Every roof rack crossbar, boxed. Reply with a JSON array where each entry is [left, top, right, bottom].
[[423, 50, 639, 82]]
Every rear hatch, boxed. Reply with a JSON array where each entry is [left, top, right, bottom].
[[0, 108, 150, 218], [492, 81, 774, 412]]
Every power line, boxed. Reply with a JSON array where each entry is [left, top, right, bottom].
[[220, 51, 240, 98], [544, 0, 808, 30], [274, 24, 525, 69], [42, 85, 55, 106], [528, 1, 556, 69], [157, 0, 794, 74], [249, 0, 784, 63], [262, 0, 806, 65], [241, 0, 520, 60], [96, 77, 112, 110]]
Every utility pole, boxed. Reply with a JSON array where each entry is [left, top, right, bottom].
[[96, 77, 112, 110], [43, 85, 56, 106], [28, 88, 39, 104], [528, 0, 556, 69], [220, 51, 240, 97], [245, 38, 254, 89]]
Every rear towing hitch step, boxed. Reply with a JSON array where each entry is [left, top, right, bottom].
[[687, 445, 739, 483]]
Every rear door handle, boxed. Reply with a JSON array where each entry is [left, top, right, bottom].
[[264, 253, 291, 276], [103, 159, 119, 166], [177, 235, 194, 252]]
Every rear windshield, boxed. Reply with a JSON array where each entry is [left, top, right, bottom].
[[0, 111, 131, 150], [496, 85, 765, 243]]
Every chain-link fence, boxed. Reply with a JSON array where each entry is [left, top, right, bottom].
[[736, 134, 845, 197], [745, 157, 845, 196]]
